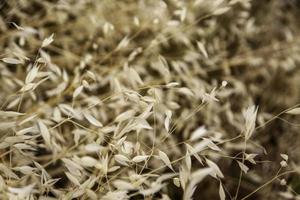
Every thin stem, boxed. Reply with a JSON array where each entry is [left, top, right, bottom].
[[234, 139, 247, 199], [241, 170, 296, 200]]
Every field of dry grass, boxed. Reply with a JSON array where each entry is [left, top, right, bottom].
[[1, 0, 300, 199]]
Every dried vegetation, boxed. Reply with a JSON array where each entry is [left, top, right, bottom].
[[1, 0, 300, 199]]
